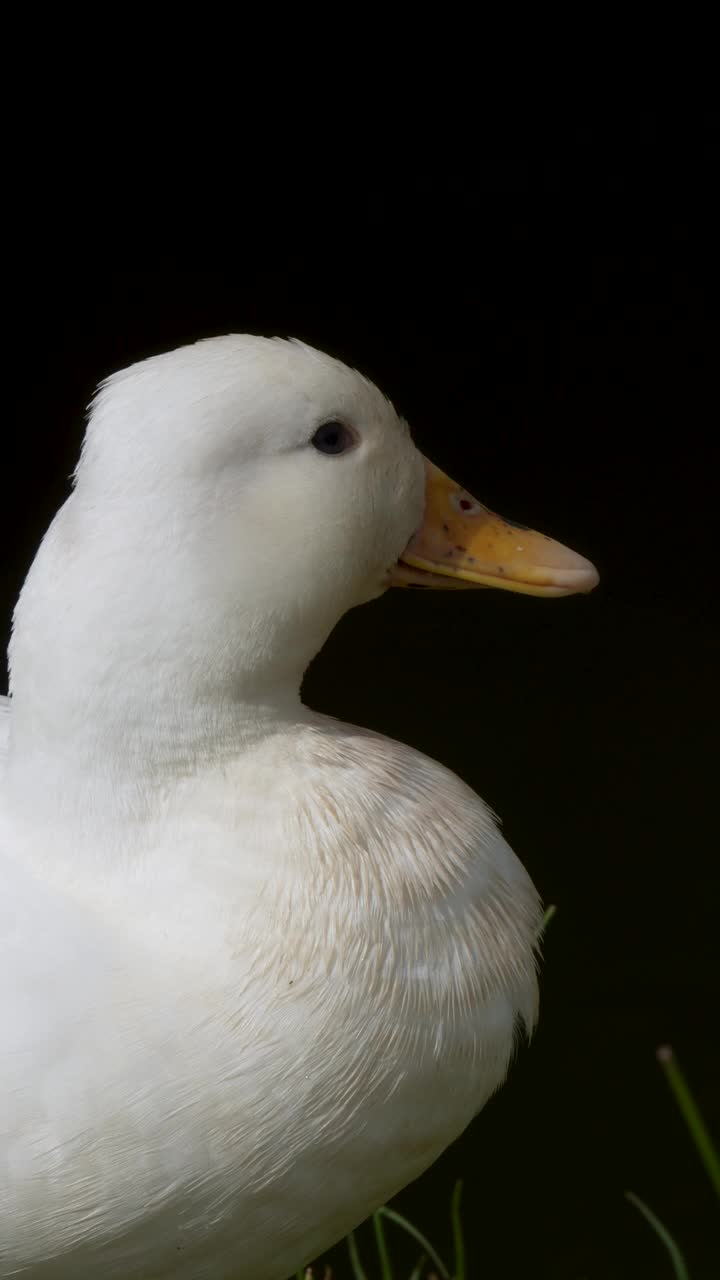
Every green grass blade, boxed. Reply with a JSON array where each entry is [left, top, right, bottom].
[[450, 1180, 465, 1280], [540, 903, 557, 932], [373, 1210, 394, 1280], [625, 1191, 690, 1280], [408, 1254, 427, 1280], [376, 1207, 450, 1280], [347, 1230, 369, 1280], [657, 1044, 720, 1200]]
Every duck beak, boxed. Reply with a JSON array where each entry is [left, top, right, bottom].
[[391, 460, 599, 597]]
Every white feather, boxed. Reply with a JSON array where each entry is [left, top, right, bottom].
[[0, 336, 540, 1279]]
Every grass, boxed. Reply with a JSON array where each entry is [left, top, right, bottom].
[[622, 1044, 719, 1279], [294, 907, 718, 1279], [293, 1043, 716, 1280]]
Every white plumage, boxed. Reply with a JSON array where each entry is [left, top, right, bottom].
[[0, 336, 596, 1278]]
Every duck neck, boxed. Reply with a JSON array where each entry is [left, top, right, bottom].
[[5, 665, 308, 819], [4, 504, 328, 817]]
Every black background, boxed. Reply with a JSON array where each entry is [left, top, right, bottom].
[[3, 190, 717, 1278]]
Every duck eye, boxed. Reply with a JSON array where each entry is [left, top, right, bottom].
[[310, 421, 356, 455]]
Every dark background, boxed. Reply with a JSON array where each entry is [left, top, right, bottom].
[[2, 208, 717, 1278]]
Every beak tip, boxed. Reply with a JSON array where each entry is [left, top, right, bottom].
[[577, 560, 600, 593], [552, 557, 599, 595]]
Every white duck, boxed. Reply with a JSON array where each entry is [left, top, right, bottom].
[[0, 336, 598, 1279]]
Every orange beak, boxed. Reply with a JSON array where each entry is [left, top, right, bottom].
[[391, 460, 599, 598]]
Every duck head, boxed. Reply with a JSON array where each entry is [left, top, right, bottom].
[[8, 335, 598, 776]]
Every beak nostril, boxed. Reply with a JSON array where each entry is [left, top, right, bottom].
[[450, 491, 486, 517]]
